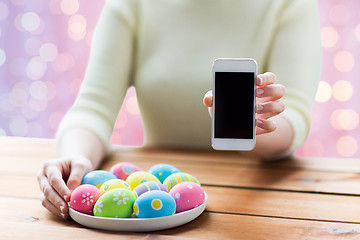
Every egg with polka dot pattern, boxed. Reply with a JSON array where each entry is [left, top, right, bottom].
[[169, 182, 205, 213], [148, 163, 181, 183], [99, 179, 131, 194], [70, 184, 102, 215], [133, 190, 176, 218], [133, 181, 168, 198], [163, 172, 200, 192], [110, 162, 142, 180], [82, 170, 117, 189], [93, 188, 136, 218], [126, 171, 160, 190]]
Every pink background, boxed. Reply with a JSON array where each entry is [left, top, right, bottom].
[[0, 0, 359, 158]]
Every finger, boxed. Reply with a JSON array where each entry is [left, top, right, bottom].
[[40, 192, 68, 219], [44, 165, 71, 202], [203, 90, 213, 107], [256, 101, 285, 119], [256, 119, 277, 135], [256, 72, 276, 87], [256, 84, 286, 101], [39, 174, 69, 217], [67, 160, 92, 192]]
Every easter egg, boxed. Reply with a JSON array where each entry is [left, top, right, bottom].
[[93, 188, 136, 218], [70, 184, 102, 215], [133, 181, 168, 198], [110, 162, 142, 180], [169, 182, 205, 213], [133, 190, 176, 218], [163, 172, 200, 192], [100, 179, 131, 194], [126, 171, 160, 190], [82, 170, 117, 189], [148, 164, 181, 183]]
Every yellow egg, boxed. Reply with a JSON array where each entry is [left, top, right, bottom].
[[100, 179, 131, 194], [126, 171, 160, 190]]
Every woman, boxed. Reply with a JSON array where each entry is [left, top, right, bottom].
[[38, 0, 321, 219]]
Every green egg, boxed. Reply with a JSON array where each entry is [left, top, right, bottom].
[[93, 188, 136, 218]]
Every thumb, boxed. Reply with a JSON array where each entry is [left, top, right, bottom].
[[66, 160, 92, 192], [203, 90, 213, 107], [203, 90, 213, 118]]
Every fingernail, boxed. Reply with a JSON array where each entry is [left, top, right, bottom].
[[60, 213, 66, 219], [60, 205, 65, 213], [64, 195, 68, 201], [258, 77, 263, 85], [257, 105, 264, 112], [257, 119, 263, 125], [257, 88, 264, 95]]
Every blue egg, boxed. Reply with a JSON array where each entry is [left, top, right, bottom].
[[82, 170, 117, 189], [133, 190, 176, 218], [148, 164, 181, 183]]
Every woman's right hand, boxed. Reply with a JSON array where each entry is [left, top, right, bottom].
[[37, 156, 93, 219]]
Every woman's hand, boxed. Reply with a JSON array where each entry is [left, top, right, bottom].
[[203, 72, 285, 135], [37, 156, 93, 219]]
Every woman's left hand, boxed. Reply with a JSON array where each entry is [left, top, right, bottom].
[[203, 72, 286, 135]]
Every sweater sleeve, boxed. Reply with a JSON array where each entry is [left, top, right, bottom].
[[266, 0, 322, 157], [56, 0, 137, 149]]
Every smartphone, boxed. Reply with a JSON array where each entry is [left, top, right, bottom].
[[211, 58, 257, 151]]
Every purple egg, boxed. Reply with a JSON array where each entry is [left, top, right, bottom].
[[133, 181, 168, 198]]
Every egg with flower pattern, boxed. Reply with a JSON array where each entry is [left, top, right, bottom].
[[70, 184, 102, 215], [93, 188, 136, 218]]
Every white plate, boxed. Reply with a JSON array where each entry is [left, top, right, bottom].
[[69, 193, 207, 232]]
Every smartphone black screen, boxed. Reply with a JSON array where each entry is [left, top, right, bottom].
[[214, 72, 254, 139]]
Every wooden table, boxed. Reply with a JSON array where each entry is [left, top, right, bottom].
[[1, 136, 360, 239]]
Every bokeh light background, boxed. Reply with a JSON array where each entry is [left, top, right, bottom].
[[0, 0, 359, 158]]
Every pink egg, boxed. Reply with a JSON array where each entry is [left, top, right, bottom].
[[169, 182, 205, 213], [110, 162, 142, 180], [70, 184, 102, 215]]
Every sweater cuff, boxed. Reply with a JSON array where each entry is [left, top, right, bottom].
[[56, 111, 113, 152], [264, 107, 310, 161]]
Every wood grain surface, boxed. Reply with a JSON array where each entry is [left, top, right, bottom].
[[1, 136, 360, 239]]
